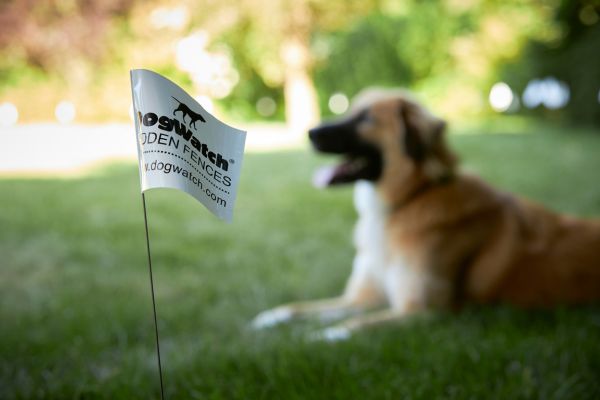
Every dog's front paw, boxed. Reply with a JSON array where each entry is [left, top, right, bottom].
[[309, 326, 352, 343], [251, 307, 293, 330]]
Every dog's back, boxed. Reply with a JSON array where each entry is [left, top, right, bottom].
[[482, 197, 600, 306], [406, 175, 600, 307], [378, 170, 600, 308]]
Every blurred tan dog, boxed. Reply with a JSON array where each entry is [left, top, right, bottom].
[[252, 89, 600, 340]]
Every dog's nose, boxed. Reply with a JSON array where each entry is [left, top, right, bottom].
[[308, 128, 319, 141]]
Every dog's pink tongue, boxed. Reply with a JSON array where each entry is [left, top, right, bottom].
[[312, 166, 336, 188]]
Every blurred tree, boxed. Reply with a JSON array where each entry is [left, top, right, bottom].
[[0, 0, 141, 121], [314, 0, 560, 120], [0, 0, 378, 126], [502, 0, 600, 125], [2, 0, 590, 127], [193, 0, 377, 131], [0, 0, 135, 74]]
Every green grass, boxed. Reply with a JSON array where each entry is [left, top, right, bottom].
[[1, 125, 600, 399]]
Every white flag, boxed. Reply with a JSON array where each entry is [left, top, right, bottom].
[[130, 69, 246, 222]]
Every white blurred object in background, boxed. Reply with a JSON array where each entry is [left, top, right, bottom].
[[0, 102, 19, 126], [522, 77, 570, 109], [55, 101, 76, 124], [489, 82, 515, 112], [175, 31, 239, 100], [256, 97, 277, 117], [329, 93, 350, 115]]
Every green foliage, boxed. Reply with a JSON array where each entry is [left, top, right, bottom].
[[1, 125, 600, 398], [0, 59, 46, 89], [211, 0, 377, 122], [501, 0, 600, 126], [218, 27, 286, 122], [313, 9, 460, 116], [0, 0, 596, 125], [313, 15, 413, 102], [312, 1, 558, 120]]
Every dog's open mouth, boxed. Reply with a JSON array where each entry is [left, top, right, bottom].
[[313, 155, 380, 188], [308, 113, 383, 187]]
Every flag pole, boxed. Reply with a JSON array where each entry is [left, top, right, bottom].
[[141, 192, 166, 400], [131, 68, 246, 398]]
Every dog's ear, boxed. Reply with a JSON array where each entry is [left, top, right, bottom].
[[403, 121, 427, 163], [399, 101, 456, 179], [399, 101, 438, 163], [423, 120, 457, 181]]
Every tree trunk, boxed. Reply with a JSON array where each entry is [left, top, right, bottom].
[[281, 36, 320, 134]]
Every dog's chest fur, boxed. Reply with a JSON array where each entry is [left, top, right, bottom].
[[353, 181, 424, 308], [353, 181, 388, 266]]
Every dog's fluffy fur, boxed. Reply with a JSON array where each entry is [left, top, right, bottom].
[[252, 89, 600, 340]]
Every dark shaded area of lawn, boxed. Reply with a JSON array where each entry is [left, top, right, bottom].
[[1, 127, 600, 399]]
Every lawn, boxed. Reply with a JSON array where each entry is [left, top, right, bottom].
[[1, 124, 600, 399]]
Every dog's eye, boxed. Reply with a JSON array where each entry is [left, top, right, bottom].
[[357, 118, 374, 134], [358, 114, 378, 134]]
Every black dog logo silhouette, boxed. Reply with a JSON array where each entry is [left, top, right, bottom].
[[131, 69, 246, 222], [171, 96, 206, 129]]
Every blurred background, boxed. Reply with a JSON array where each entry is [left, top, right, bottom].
[[0, 0, 598, 133]]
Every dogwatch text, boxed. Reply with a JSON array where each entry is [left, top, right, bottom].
[[130, 69, 246, 222]]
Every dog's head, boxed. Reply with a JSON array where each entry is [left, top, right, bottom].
[[309, 89, 457, 201]]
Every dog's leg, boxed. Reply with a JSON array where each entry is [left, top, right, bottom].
[[312, 296, 430, 342], [313, 307, 418, 342], [313, 259, 444, 341], [252, 263, 384, 329], [252, 296, 360, 330]]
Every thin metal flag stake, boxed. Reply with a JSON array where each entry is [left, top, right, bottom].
[[141, 192, 166, 400], [130, 68, 246, 399]]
